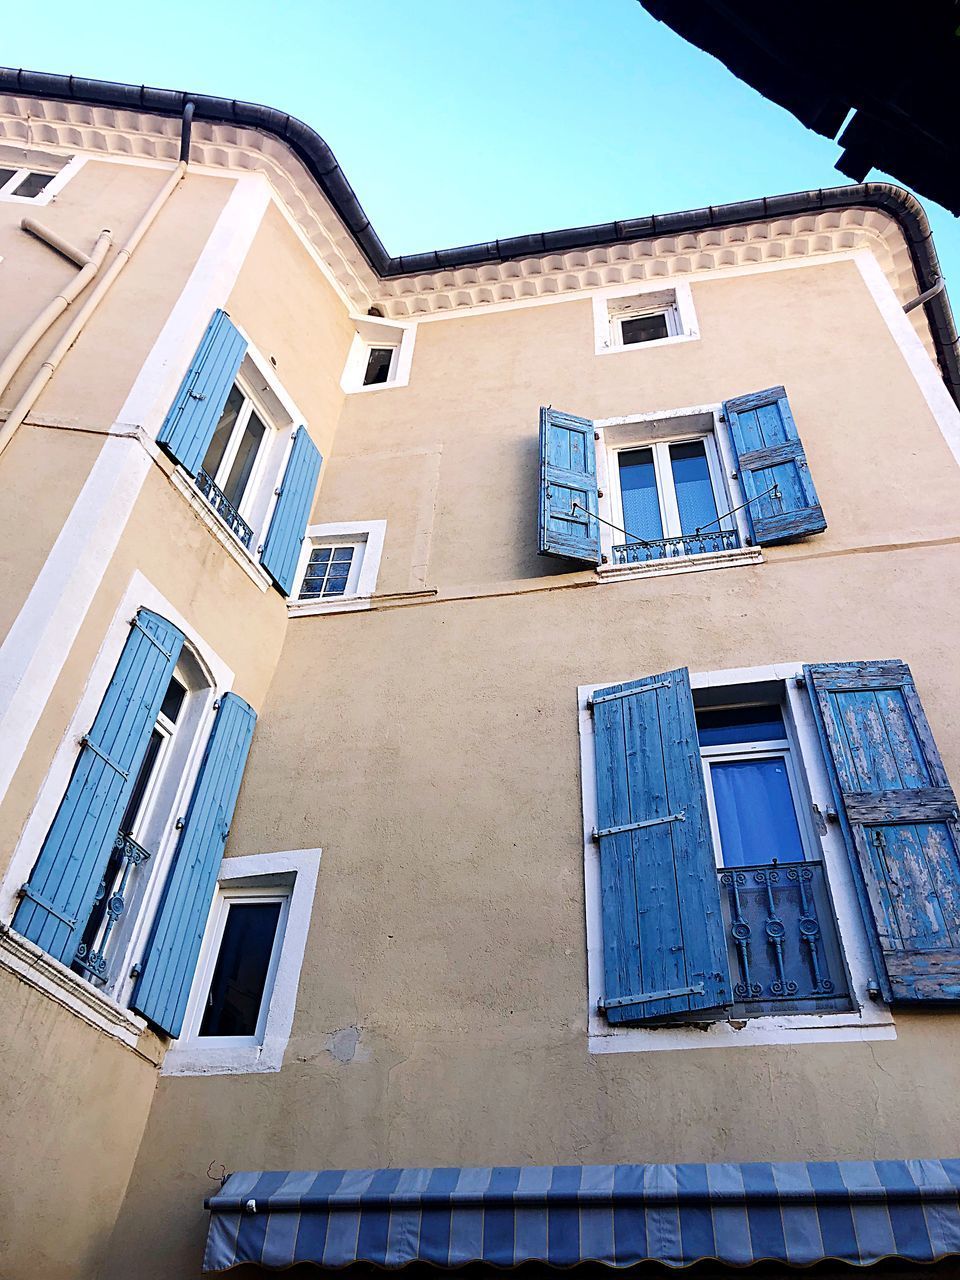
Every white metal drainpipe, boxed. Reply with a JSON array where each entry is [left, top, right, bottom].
[[0, 156, 188, 461]]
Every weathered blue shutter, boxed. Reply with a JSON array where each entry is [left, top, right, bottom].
[[722, 387, 825, 544], [260, 425, 322, 595], [156, 309, 247, 476], [13, 611, 183, 965], [538, 407, 601, 565], [591, 667, 731, 1022], [132, 692, 257, 1037], [806, 660, 960, 1004]]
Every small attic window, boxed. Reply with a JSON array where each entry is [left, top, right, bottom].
[[0, 168, 56, 200], [363, 345, 398, 386], [594, 282, 699, 356]]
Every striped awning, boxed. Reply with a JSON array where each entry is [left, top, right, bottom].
[[203, 1159, 960, 1271]]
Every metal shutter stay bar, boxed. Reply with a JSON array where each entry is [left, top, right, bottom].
[[589, 680, 671, 707], [16, 883, 78, 926], [593, 810, 685, 840], [599, 982, 704, 1011], [130, 615, 175, 660], [79, 735, 130, 779]]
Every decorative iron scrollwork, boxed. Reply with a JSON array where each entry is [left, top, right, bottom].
[[613, 529, 739, 565], [195, 469, 254, 548], [73, 831, 151, 983]]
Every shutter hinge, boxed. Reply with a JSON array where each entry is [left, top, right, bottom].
[[599, 982, 704, 1012], [175, 816, 185, 830], [187, 390, 207, 402], [274, 487, 283, 497], [130, 962, 142, 979], [16, 883, 78, 927], [594, 431, 600, 440], [588, 679, 671, 709], [593, 811, 685, 840]]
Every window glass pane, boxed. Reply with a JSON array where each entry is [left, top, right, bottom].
[[201, 384, 245, 479], [160, 676, 187, 725], [119, 728, 164, 836], [618, 448, 664, 543], [670, 440, 720, 536], [0, 168, 17, 189], [363, 347, 395, 385], [13, 170, 54, 198], [621, 312, 669, 344], [199, 901, 282, 1037], [697, 704, 786, 747], [221, 409, 265, 509], [711, 757, 804, 867]]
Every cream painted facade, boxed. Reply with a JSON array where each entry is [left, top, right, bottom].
[[2, 82, 960, 1280]]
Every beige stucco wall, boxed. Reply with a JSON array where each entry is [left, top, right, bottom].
[[99, 257, 960, 1277]]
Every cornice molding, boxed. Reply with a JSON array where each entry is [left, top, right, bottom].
[[0, 92, 940, 370]]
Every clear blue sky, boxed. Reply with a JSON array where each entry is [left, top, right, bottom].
[[6, 0, 959, 291]]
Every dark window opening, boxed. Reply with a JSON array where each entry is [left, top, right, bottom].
[[621, 312, 669, 344], [363, 346, 395, 385], [12, 171, 54, 198], [199, 901, 283, 1037]]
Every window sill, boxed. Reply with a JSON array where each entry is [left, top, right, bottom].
[[162, 1036, 286, 1076], [588, 1005, 896, 1054], [595, 331, 699, 357], [0, 923, 147, 1049], [342, 378, 408, 395], [597, 545, 762, 582], [169, 468, 271, 593], [287, 595, 372, 617]]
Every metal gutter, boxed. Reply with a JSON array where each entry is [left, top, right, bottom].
[[1, 67, 957, 405]]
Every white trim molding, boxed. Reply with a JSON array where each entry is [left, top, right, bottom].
[[578, 661, 896, 1054], [287, 520, 387, 615], [162, 847, 321, 1076], [593, 279, 699, 355], [0, 923, 147, 1049], [341, 315, 416, 393]]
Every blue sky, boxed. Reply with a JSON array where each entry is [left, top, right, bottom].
[[6, 0, 958, 290]]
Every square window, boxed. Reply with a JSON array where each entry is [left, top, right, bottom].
[[300, 543, 357, 599], [363, 345, 397, 386], [620, 312, 670, 345]]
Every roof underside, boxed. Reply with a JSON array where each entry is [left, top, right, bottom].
[[0, 66, 958, 405]]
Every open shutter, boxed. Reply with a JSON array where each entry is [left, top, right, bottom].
[[13, 611, 183, 965], [722, 386, 825, 544], [156, 309, 247, 476], [260, 425, 322, 595], [591, 667, 730, 1022], [538, 407, 601, 565], [806, 660, 960, 1003], [132, 692, 257, 1037]]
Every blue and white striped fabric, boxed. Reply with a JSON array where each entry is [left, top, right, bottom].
[[204, 1159, 960, 1271]]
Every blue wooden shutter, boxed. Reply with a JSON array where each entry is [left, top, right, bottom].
[[132, 692, 257, 1037], [156, 309, 247, 476], [591, 667, 731, 1022], [13, 611, 183, 965], [538, 407, 601, 565], [260, 425, 322, 595], [805, 660, 960, 1004], [722, 386, 825, 544]]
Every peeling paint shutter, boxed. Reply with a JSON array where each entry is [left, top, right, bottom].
[[13, 611, 184, 965], [260, 426, 323, 595], [132, 692, 257, 1037], [722, 386, 826, 544], [806, 660, 960, 1003], [157, 310, 247, 476], [592, 667, 731, 1022], [538, 407, 601, 565]]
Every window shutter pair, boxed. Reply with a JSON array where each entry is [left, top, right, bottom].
[[592, 660, 960, 1023], [538, 387, 825, 564], [158, 310, 322, 595], [15, 610, 258, 1038]]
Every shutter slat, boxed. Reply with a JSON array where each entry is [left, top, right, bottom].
[[723, 387, 826, 545], [156, 310, 247, 476], [806, 660, 960, 1003], [132, 692, 257, 1037], [538, 407, 601, 565], [260, 426, 323, 595], [592, 667, 730, 1023], [13, 611, 184, 964]]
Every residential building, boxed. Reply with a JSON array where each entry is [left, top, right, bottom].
[[2, 68, 960, 1280]]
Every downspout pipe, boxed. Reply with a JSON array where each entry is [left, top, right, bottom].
[[0, 223, 112, 405], [179, 100, 194, 163], [0, 157, 187, 461]]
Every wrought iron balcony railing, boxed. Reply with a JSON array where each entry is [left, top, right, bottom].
[[74, 831, 151, 982], [195, 468, 254, 548], [717, 859, 851, 1012], [612, 528, 739, 564]]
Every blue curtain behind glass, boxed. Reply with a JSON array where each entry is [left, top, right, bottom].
[[618, 449, 663, 542], [670, 441, 720, 537], [712, 757, 804, 867]]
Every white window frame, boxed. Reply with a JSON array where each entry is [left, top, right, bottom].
[[341, 315, 416, 393], [163, 848, 321, 1075], [0, 571, 235, 1046], [593, 280, 699, 356], [595, 405, 762, 580], [0, 154, 81, 205], [578, 661, 896, 1054], [288, 520, 387, 616]]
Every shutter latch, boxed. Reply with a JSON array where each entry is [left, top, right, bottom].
[[187, 391, 207, 401]]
